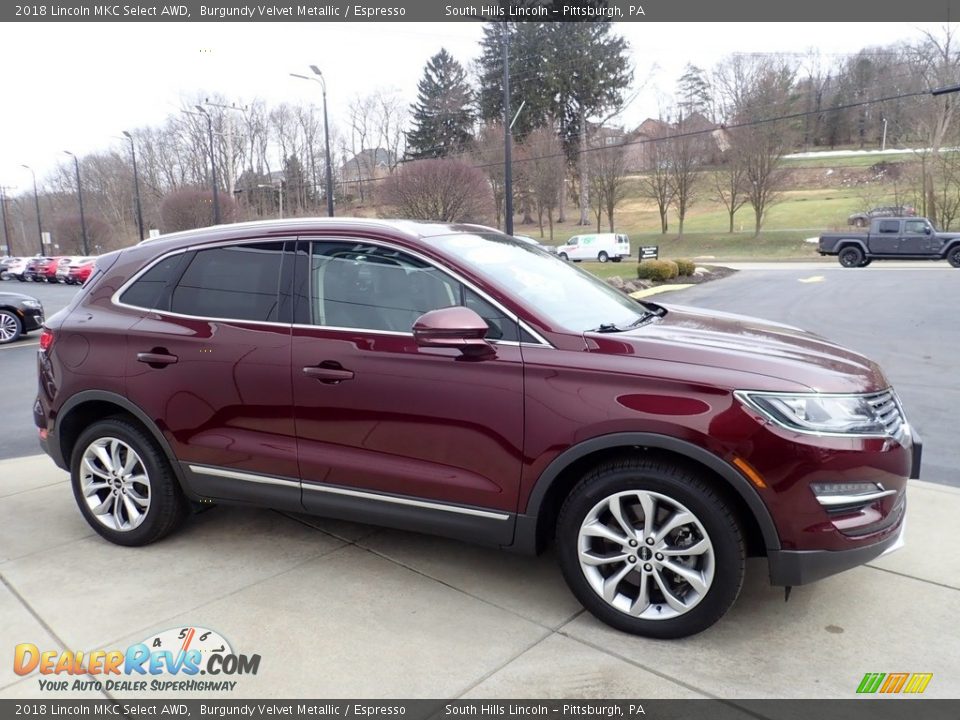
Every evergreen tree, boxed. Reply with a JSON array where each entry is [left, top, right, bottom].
[[676, 64, 713, 119], [407, 49, 474, 159]]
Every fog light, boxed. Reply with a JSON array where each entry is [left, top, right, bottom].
[[811, 482, 896, 509]]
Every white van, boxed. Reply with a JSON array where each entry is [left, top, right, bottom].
[[556, 233, 631, 263]]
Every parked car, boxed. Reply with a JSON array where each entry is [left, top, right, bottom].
[[2, 257, 23, 280], [56, 256, 89, 283], [41, 256, 71, 283], [22, 257, 51, 282], [820, 216, 960, 267], [37, 219, 917, 638], [66, 257, 97, 285], [0, 290, 44, 344], [556, 233, 631, 263], [847, 205, 916, 228]]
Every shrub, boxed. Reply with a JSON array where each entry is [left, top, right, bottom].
[[637, 259, 679, 281], [674, 258, 696, 276]]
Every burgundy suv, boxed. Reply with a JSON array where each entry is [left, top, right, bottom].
[[35, 220, 919, 638]]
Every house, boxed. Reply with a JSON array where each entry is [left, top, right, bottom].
[[340, 148, 396, 197], [623, 113, 727, 171]]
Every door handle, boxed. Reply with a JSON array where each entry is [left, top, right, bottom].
[[137, 351, 178, 366], [302, 364, 354, 384]]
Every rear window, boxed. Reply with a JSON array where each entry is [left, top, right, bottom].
[[119, 254, 186, 310], [878, 220, 900, 234]]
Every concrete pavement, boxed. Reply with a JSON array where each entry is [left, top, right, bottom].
[[1, 454, 957, 699]]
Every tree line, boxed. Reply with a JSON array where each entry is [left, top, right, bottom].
[[4, 24, 960, 257]]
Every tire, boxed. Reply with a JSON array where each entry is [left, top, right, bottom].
[[838, 246, 865, 268], [598, 251, 609, 263], [612, 257, 622, 263], [556, 456, 745, 639], [0, 310, 22, 345], [948, 246, 960, 268], [559, 253, 569, 261], [858, 258, 872, 267], [70, 417, 188, 547], [16, 275, 25, 282]]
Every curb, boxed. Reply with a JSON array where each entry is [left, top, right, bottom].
[[629, 284, 694, 299]]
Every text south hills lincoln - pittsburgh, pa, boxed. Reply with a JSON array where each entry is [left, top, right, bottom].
[[443, 4, 644, 17]]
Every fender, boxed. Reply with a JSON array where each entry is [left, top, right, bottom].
[[836, 238, 868, 254], [942, 239, 960, 257], [52, 390, 195, 498], [511, 432, 781, 553]]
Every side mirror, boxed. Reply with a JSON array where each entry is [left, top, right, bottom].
[[413, 306, 495, 358], [925, 225, 932, 235]]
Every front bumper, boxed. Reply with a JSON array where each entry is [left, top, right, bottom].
[[768, 501, 907, 586]]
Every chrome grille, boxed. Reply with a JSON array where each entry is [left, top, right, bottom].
[[867, 390, 905, 439]]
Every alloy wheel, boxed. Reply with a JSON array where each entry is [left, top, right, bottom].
[[577, 490, 715, 620], [0, 312, 20, 343], [79, 437, 152, 531]]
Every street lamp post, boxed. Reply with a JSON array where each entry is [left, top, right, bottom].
[[122, 131, 145, 241], [63, 151, 90, 255], [20, 165, 43, 255], [184, 107, 221, 225], [290, 67, 335, 216]]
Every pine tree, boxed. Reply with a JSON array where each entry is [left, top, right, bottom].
[[407, 49, 474, 159], [676, 64, 713, 119]]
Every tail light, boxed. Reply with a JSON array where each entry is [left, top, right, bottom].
[[39, 328, 55, 352]]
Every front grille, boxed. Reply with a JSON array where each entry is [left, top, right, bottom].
[[867, 390, 905, 439]]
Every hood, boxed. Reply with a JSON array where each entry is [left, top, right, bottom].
[[0, 292, 40, 304], [585, 304, 888, 394]]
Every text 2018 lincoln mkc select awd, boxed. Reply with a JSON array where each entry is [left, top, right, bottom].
[[36, 219, 919, 637]]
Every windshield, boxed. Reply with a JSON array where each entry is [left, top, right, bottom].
[[434, 232, 650, 333]]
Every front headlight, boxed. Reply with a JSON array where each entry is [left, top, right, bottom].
[[735, 390, 902, 437], [20, 299, 42, 309]]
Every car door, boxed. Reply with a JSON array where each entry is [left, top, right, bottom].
[[900, 218, 939, 255], [122, 239, 301, 510], [291, 239, 525, 544], [869, 219, 901, 254]]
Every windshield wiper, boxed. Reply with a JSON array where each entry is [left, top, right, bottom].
[[625, 311, 657, 328], [589, 323, 623, 333]]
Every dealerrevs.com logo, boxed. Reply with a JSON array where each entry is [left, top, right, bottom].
[[14, 626, 260, 693], [856, 672, 933, 694]]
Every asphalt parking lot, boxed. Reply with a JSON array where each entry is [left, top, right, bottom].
[[1, 265, 958, 701]]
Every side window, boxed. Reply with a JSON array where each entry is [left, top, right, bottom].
[[567, 237, 579, 247], [312, 242, 459, 333], [119, 253, 188, 310], [170, 243, 284, 322], [310, 242, 522, 341], [878, 220, 900, 234], [904, 220, 926, 235]]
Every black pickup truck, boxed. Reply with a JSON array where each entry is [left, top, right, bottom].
[[819, 216, 960, 267]]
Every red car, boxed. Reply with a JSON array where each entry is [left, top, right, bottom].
[[35, 219, 918, 638], [37, 256, 66, 283], [66, 258, 96, 285]]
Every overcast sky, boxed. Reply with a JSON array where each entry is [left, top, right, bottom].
[[0, 21, 949, 190]]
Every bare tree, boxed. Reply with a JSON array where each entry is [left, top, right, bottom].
[[713, 143, 750, 233], [587, 135, 630, 232], [638, 122, 675, 234], [524, 126, 566, 241], [377, 159, 491, 223], [667, 113, 707, 234], [472, 122, 506, 229], [160, 189, 238, 232]]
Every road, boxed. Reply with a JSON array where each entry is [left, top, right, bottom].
[[1, 265, 955, 488]]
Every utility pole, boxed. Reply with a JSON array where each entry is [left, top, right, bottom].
[[0, 186, 14, 256], [502, 21, 514, 236], [205, 100, 248, 198], [63, 152, 90, 255], [20, 165, 43, 255], [184, 107, 221, 224], [122, 131, 145, 241]]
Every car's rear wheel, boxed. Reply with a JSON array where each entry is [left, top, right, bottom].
[[838, 246, 864, 267], [70, 418, 188, 546], [556, 456, 745, 638], [948, 246, 960, 268], [0, 310, 22, 345], [598, 251, 609, 263], [858, 258, 872, 267]]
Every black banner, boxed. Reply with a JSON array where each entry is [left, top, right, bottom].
[[1, 700, 960, 720], [3, 0, 960, 22]]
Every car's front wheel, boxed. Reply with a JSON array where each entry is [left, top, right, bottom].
[[559, 252, 569, 261], [0, 310, 22, 344], [556, 456, 745, 638], [838, 246, 865, 267], [70, 418, 188, 546], [948, 246, 960, 268]]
